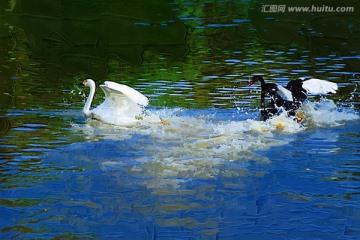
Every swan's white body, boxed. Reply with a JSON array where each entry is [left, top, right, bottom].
[[82, 79, 149, 125]]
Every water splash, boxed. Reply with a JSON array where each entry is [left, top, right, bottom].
[[72, 99, 358, 143], [70, 100, 358, 182], [301, 99, 359, 127]]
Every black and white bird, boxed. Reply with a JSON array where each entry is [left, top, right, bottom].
[[249, 75, 338, 120]]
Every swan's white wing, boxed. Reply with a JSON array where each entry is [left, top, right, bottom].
[[91, 82, 148, 125], [302, 78, 338, 95], [101, 81, 149, 106], [276, 84, 293, 101]]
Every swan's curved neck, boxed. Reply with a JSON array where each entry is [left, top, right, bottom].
[[258, 77, 266, 86], [83, 81, 96, 117], [257, 77, 266, 109]]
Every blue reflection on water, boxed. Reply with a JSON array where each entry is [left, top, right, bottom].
[[0, 107, 359, 239]]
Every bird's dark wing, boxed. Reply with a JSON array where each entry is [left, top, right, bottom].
[[263, 83, 278, 96], [286, 79, 308, 102]]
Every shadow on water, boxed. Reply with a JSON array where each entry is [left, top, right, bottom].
[[248, 0, 360, 70], [2, 0, 189, 78], [0, 118, 10, 136]]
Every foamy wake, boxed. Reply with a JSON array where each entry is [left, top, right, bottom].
[[72, 100, 358, 180], [301, 99, 359, 127]]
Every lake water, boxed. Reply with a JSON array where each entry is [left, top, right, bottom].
[[1, 1, 360, 239]]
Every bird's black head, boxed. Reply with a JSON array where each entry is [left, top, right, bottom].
[[249, 75, 264, 86]]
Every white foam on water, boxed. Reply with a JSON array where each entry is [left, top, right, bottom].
[[301, 99, 359, 127], [71, 100, 358, 181], [83, 109, 287, 178]]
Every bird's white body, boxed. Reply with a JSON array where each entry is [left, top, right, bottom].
[[82, 79, 149, 125]]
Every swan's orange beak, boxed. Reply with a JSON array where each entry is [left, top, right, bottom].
[[82, 80, 87, 86]]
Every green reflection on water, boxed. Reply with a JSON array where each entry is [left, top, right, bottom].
[[0, 198, 43, 207], [2, 0, 189, 77], [0, 0, 358, 110]]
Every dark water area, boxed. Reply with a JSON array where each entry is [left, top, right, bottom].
[[0, 0, 360, 239]]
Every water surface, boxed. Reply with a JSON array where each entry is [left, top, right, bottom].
[[1, 0, 360, 239]]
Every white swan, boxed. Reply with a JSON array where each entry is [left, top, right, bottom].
[[82, 79, 149, 125]]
